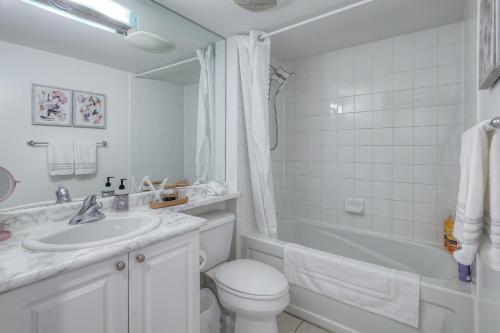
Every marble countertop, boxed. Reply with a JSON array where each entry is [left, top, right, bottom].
[[0, 192, 240, 294]]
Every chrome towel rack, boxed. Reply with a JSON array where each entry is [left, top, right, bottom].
[[491, 117, 500, 129], [26, 140, 108, 147]]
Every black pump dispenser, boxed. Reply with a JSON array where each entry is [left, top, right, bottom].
[[105, 177, 114, 187], [101, 177, 115, 198], [114, 178, 129, 211], [119, 178, 127, 190]]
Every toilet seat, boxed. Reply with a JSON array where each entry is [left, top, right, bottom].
[[214, 259, 289, 300]]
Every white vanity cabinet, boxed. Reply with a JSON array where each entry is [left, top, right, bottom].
[[0, 231, 200, 333], [0, 254, 129, 333], [129, 232, 200, 333]]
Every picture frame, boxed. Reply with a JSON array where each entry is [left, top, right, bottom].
[[32, 84, 72, 126], [72, 90, 106, 129], [479, 0, 500, 89]]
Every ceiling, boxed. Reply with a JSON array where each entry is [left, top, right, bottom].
[[160, 0, 467, 61], [0, 0, 221, 81]]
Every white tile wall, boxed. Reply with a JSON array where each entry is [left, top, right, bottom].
[[275, 23, 464, 245], [130, 78, 185, 188], [183, 84, 199, 183]]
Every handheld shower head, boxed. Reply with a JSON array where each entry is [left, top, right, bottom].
[[270, 66, 294, 91]]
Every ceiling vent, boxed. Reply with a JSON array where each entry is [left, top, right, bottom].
[[233, 0, 278, 12]]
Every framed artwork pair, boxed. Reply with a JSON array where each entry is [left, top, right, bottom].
[[32, 84, 106, 129]]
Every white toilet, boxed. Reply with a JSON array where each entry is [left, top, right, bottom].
[[198, 211, 290, 333]]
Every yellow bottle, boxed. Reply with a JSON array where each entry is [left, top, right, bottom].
[[443, 215, 458, 253]]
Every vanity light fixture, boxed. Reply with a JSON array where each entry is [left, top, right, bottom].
[[21, 0, 139, 35]]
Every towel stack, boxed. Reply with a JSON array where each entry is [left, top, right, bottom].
[[453, 121, 500, 269], [47, 142, 97, 176]]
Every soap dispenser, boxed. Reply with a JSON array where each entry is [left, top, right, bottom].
[[114, 178, 129, 211], [101, 177, 115, 198]]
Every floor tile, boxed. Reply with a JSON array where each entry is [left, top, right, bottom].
[[277, 312, 303, 333], [295, 321, 331, 333]]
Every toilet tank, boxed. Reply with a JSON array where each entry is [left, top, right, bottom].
[[198, 210, 235, 272]]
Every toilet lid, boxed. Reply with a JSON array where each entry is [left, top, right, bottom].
[[214, 259, 288, 298]]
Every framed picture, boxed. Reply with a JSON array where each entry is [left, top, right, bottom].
[[479, 0, 500, 89], [32, 84, 72, 126], [73, 91, 106, 129]]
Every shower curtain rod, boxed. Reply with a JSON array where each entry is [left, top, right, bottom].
[[258, 0, 375, 41], [135, 56, 198, 78]]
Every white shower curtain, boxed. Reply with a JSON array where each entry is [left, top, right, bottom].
[[236, 31, 278, 238], [196, 44, 215, 184]]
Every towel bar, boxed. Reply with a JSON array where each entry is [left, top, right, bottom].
[[26, 140, 108, 147]]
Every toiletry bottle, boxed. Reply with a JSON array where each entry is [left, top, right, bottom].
[[101, 177, 115, 198], [443, 214, 458, 254], [458, 263, 472, 282], [114, 178, 129, 211]]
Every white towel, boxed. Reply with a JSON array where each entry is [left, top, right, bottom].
[[284, 243, 420, 328], [453, 121, 490, 265], [47, 142, 74, 176], [74, 142, 97, 175], [483, 130, 500, 270]]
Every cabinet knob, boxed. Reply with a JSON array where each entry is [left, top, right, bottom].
[[136, 254, 146, 263], [116, 261, 126, 271]]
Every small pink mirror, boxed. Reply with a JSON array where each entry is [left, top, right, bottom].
[[0, 167, 18, 241], [0, 167, 17, 203]]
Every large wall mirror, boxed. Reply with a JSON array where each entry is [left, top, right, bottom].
[[0, 0, 225, 210]]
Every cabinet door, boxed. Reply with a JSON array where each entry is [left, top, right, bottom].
[[129, 231, 200, 333], [0, 255, 129, 333]]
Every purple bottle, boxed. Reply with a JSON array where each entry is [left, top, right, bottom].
[[458, 263, 471, 282]]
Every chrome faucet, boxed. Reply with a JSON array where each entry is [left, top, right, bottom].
[[69, 194, 105, 225], [55, 185, 72, 204]]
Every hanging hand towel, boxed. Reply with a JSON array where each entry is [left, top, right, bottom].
[[47, 142, 74, 176], [453, 121, 490, 265], [74, 142, 97, 175]]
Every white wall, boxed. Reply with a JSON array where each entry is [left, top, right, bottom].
[[0, 41, 129, 209], [275, 23, 464, 245]]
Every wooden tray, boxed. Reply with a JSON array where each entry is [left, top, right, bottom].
[[148, 197, 188, 209]]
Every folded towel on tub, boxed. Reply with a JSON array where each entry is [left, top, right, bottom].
[[283, 243, 420, 328]]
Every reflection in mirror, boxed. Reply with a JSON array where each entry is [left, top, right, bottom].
[[0, 167, 18, 240], [0, 0, 225, 210], [0, 167, 18, 204]]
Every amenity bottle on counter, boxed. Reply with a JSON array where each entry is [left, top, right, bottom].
[[114, 178, 129, 211], [443, 214, 458, 254], [101, 176, 115, 198]]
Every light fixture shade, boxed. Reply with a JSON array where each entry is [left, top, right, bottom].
[[125, 31, 176, 53], [233, 0, 278, 12]]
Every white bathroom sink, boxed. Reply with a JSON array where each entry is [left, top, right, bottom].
[[22, 212, 161, 252]]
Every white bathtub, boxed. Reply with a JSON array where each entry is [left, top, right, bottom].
[[241, 219, 474, 333]]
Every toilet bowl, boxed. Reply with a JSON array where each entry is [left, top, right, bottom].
[[210, 259, 290, 333], [197, 211, 290, 333]]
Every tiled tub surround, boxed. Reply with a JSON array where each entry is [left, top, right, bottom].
[[274, 22, 464, 245], [0, 191, 240, 294]]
